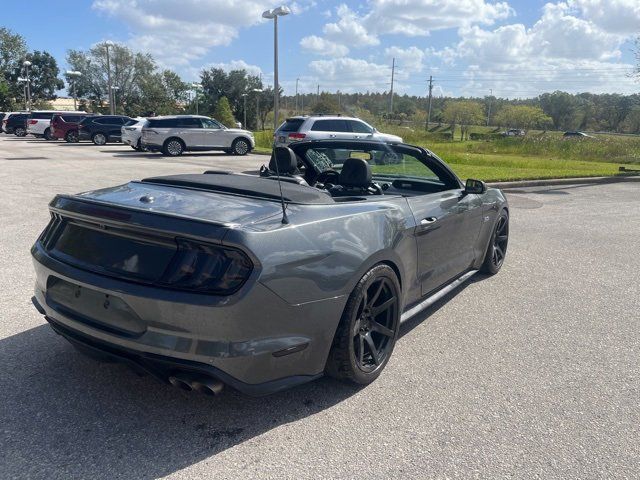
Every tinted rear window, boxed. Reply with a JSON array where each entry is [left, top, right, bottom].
[[278, 118, 304, 132], [311, 119, 350, 132], [31, 112, 55, 120], [61, 114, 85, 122], [147, 118, 179, 128]]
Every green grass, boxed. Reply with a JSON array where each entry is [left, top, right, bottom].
[[251, 125, 640, 182]]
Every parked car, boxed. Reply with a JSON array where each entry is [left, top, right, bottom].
[[30, 138, 508, 396], [274, 115, 402, 148], [502, 129, 525, 137], [2, 112, 29, 136], [26, 110, 86, 140], [78, 115, 133, 145], [51, 113, 97, 142], [563, 131, 594, 139], [121, 117, 149, 151], [141, 115, 255, 156]]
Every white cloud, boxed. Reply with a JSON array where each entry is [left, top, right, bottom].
[[385, 46, 425, 73], [568, 0, 640, 35], [92, 0, 272, 66], [308, 57, 391, 92], [323, 5, 380, 48], [300, 35, 350, 57], [365, 0, 513, 36]]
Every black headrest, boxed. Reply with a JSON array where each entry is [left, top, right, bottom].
[[339, 158, 372, 188], [269, 147, 297, 175]]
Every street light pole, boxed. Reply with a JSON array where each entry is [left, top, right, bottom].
[[66, 71, 82, 110], [112, 86, 120, 115], [242, 93, 247, 129], [23, 61, 32, 111], [295, 77, 299, 114], [191, 83, 201, 115], [262, 6, 291, 131], [252, 88, 263, 130], [104, 41, 115, 115]]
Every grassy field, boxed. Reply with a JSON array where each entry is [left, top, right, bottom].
[[253, 125, 640, 182]]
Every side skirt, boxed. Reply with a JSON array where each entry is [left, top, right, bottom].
[[400, 270, 478, 323]]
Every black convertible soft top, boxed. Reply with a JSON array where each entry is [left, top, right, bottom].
[[141, 173, 335, 204]]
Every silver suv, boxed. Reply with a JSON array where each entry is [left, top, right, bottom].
[[141, 115, 255, 156], [274, 115, 402, 147]]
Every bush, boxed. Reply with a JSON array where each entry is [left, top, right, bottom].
[[469, 132, 504, 141]]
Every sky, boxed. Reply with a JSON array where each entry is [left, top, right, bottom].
[[2, 0, 639, 99]]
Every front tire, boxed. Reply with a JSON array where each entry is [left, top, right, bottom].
[[14, 127, 26, 137], [92, 133, 107, 145], [231, 137, 250, 155], [325, 264, 401, 385], [480, 210, 509, 275], [44, 128, 54, 141]]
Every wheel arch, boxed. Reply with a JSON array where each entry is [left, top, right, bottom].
[[232, 136, 253, 150]]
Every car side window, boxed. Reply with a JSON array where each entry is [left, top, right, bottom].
[[201, 118, 222, 129], [349, 121, 373, 134], [311, 119, 350, 132], [176, 118, 201, 128]]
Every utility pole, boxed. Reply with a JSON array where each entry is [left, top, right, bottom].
[[389, 57, 395, 114], [486, 89, 493, 126], [23, 61, 32, 111], [426, 75, 433, 130], [104, 42, 114, 115], [338, 91, 341, 111], [295, 77, 299, 114], [317, 84, 320, 102]]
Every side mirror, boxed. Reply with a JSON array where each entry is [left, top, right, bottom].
[[464, 178, 486, 194]]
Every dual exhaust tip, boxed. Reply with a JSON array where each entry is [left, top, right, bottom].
[[168, 373, 224, 396]]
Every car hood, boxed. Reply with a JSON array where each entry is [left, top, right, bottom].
[[224, 128, 253, 136], [377, 133, 403, 143], [73, 181, 283, 227]]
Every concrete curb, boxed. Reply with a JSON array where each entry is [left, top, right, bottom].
[[488, 174, 640, 190]]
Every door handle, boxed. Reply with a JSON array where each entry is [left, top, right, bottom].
[[420, 217, 438, 225]]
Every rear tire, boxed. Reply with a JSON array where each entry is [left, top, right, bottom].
[[14, 127, 26, 137], [480, 210, 509, 275], [44, 128, 54, 141], [65, 131, 79, 143], [92, 133, 107, 145], [162, 138, 184, 156], [231, 138, 250, 155], [325, 264, 401, 385]]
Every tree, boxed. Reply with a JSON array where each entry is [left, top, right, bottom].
[[8, 51, 64, 102], [442, 100, 484, 140], [539, 91, 579, 130], [310, 92, 340, 114], [66, 43, 188, 115], [213, 96, 236, 127], [494, 105, 552, 131], [0, 27, 27, 109]]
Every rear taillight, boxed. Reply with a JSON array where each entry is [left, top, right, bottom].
[[288, 132, 306, 141], [29, 120, 37, 125], [159, 239, 253, 295]]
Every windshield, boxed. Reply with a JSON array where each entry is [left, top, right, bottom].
[[303, 145, 445, 183]]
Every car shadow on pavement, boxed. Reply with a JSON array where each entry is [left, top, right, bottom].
[[0, 323, 362, 479]]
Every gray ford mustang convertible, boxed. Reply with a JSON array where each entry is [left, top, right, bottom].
[[31, 139, 508, 396]]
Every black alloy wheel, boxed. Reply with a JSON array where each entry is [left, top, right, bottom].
[[14, 127, 26, 137], [326, 264, 401, 385], [481, 210, 509, 274]]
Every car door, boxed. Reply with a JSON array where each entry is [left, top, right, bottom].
[[347, 120, 375, 140], [104, 117, 126, 140], [198, 118, 227, 148], [403, 160, 483, 296], [309, 119, 353, 141]]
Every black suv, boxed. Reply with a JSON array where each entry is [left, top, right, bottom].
[[78, 115, 132, 145], [2, 113, 29, 136]]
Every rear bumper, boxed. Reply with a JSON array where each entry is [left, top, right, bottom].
[[39, 305, 321, 396], [31, 244, 345, 395]]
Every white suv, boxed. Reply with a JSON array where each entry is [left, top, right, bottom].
[[121, 117, 149, 151], [26, 110, 86, 140], [141, 115, 255, 156], [274, 115, 402, 147]]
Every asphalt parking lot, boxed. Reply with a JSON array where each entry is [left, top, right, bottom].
[[1, 134, 638, 479]]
